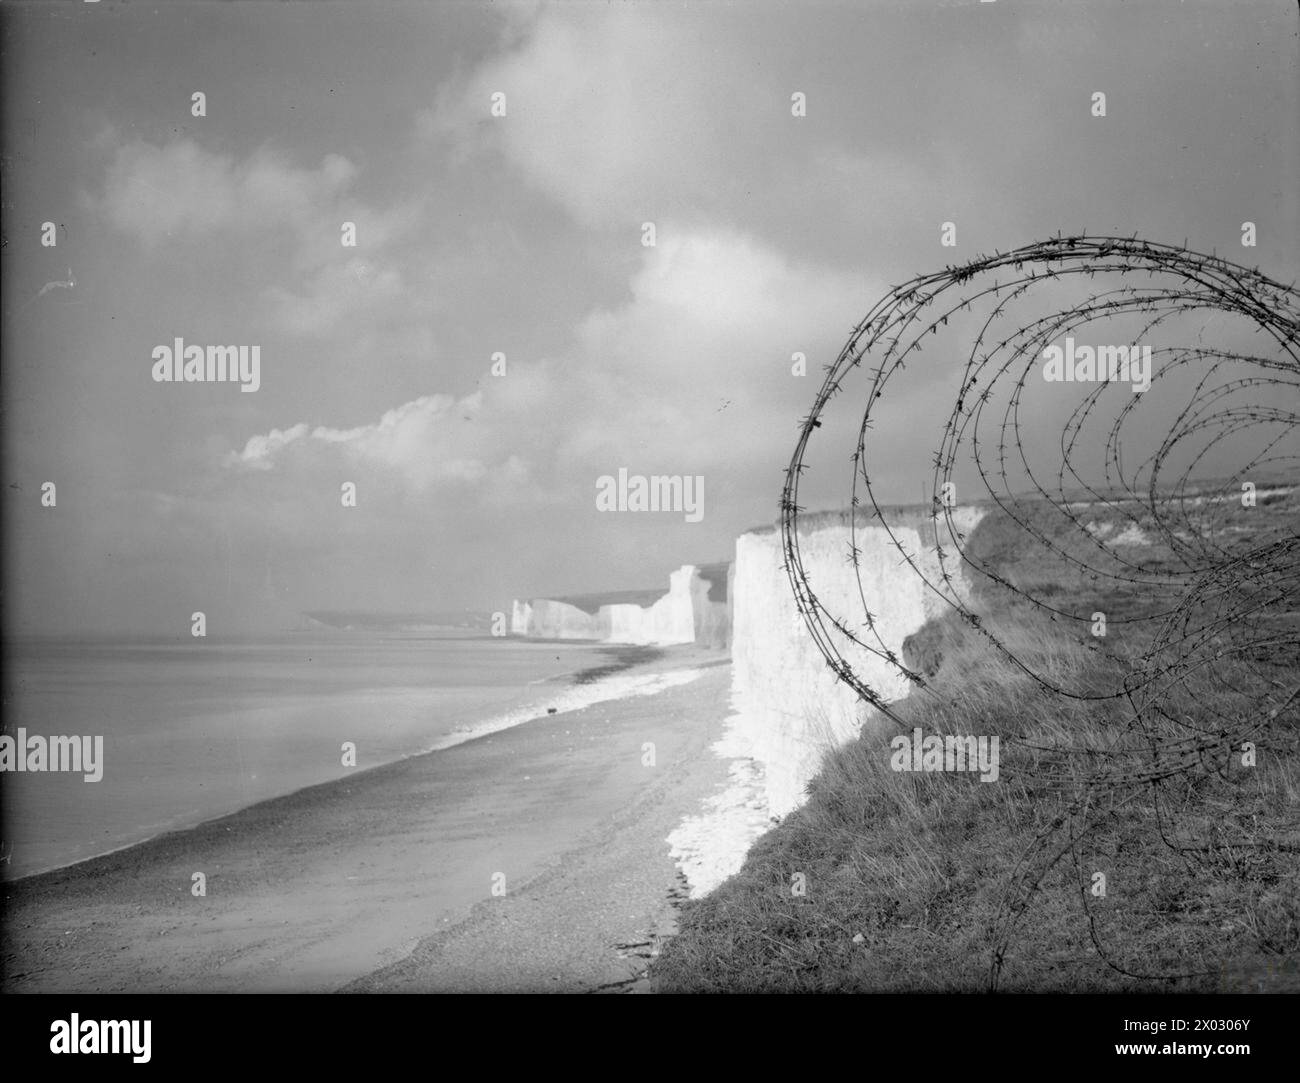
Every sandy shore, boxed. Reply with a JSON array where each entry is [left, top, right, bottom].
[[2, 648, 732, 993]]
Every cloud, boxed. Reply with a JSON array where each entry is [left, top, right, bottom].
[[96, 138, 359, 247], [225, 390, 536, 497], [230, 225, 870, 504], [265, 258, 407, 338], [226, 423, 312, 470], [422, 7, 747, 228], [93, 134, 428, 342], [582, 229, 865, 346], [559, 228, 872, 466]]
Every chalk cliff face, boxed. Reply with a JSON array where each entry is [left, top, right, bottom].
[[525, 598, 602, 640], [510, 599, 533, 637], [730, 508, 985, 816], [512, 564, 730, 647]]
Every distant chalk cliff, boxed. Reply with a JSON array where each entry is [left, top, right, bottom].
[[510, 563, 730, 649]]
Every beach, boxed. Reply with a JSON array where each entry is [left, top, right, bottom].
[[2, 647, 732, 993], [2, 635, 665, 880]]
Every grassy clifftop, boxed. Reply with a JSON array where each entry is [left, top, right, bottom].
[[653, 494, 1299, 992]]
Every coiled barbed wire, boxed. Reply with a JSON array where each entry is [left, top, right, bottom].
[[780, 235, 1299, 988]]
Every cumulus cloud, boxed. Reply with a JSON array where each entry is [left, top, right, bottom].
[[227, 423, 312, 470], [581, 229, 866, 346], [225, 391, 535, 496], [557, 228, 873, 470]]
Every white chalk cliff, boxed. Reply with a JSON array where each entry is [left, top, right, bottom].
[[669, 506, 986, 898], [730, 508, 985, 815], [511, 564, 729, 648]]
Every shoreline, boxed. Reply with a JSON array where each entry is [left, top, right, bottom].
[[2, 642, 682, 886], [2, 648, 732, 993]]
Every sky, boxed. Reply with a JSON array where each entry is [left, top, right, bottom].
[[2, 0, 1296, 636]]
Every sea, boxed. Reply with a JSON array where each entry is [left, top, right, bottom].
[[1, 633, 668, 880]]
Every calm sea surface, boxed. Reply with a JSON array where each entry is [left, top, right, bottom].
[[1, 635, 615, 879]]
